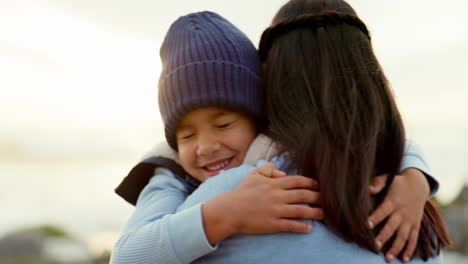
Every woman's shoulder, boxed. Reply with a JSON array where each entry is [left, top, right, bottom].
[[196, 221, 442, 264]]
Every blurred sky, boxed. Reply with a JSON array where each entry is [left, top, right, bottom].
[[1, 0, 467, 245]]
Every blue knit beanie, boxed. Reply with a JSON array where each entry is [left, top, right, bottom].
[[158, 11, 263, 150]]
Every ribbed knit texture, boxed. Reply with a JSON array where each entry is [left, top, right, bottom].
[[111, 169, 216, 264], [158, 11, 263, 149]]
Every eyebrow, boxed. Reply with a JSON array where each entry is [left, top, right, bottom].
[[176, 124, 192, 131], [211, 111, 229, 119], [177, 110, 232, 131]]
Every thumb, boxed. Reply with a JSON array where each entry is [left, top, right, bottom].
[[255, 163, 278, 178], [271, 168, 287, 178]]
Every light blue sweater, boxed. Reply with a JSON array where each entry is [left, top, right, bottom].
[[111, 141, 441, 264]]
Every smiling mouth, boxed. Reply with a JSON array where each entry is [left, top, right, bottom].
[[202, 157, 233, 176]]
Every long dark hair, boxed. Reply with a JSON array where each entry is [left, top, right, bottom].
[[259, 0, 451, 260]]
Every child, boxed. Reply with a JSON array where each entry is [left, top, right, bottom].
[[112, 10, 440, 264], [111, 11, 322, 264]]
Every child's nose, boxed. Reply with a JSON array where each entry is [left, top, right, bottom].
[[196, 135, 221, 157]]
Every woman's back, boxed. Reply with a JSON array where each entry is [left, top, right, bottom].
[[178, 160, 441, 264], [195, 223, 441, 264]]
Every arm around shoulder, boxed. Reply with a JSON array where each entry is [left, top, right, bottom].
[[401, 140, 439, 197]]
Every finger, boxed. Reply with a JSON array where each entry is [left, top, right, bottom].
[[375, 213, 402, 250], [271, 168, 287, 178], [402, 228, 419, 263], [278, 205, 324, 220], [283, 189, 320, 205], [275, 175, 318, 190], [275, 218, 312, 233], [369, 174, 388, 195], [368, 200, 395, 229], [282, 204, 323, 220], [255, 163, 278, 178], [385, 224, 411, 262]]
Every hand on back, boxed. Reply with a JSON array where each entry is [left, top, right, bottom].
[[229, 163, 323, 234], [202, 163, 323, 245], [367, 169, 430, 263]]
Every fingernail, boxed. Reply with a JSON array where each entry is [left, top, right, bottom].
[[319, 210, 325, 219], [367, 220, 374, 229], [369, 185, 376, 192], [312, 181, 318, 189], [306, 224, 312, 232], [375, 239, 382, 249], [403, 256, 410, 263], [387, 254, 394, 262]]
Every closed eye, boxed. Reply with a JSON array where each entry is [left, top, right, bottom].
[[181, 133, 194, 139], [216, 122, 232, 128]]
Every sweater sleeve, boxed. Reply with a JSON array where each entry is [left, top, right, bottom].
[[401, 140, 439, 197], [111, 168, 216, 264]]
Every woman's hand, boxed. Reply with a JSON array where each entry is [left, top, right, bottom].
[[367, 169, 430, 263], [202, 163, 323, 245]]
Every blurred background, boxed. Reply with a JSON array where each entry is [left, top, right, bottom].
[[0, 0, 467, 263]]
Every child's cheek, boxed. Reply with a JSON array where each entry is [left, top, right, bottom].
[[177, 144, 192, 170]]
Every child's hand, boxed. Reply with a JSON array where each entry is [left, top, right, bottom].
[[202, 163, 322, 245], [231, 163, 323, 234], [367, 169, 430, 263]]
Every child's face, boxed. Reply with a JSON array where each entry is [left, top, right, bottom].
[[176, 107, 257, 182]]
